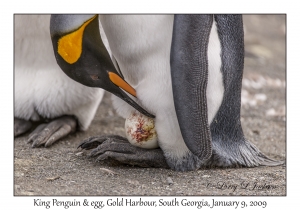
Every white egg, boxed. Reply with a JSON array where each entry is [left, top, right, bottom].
[[125, 110, 158, 149]]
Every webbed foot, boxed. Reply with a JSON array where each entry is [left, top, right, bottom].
[[205, 137, 285, 168], [27, 115, 77, 148], [78, 135, 169, 168]]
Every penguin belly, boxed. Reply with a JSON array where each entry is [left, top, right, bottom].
[[99, 15, 196, 169], [14, 15, 104, 131], [99, 15, 176, 117]]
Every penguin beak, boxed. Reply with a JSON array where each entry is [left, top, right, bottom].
[[50, 15, 154, 118], [170, 15, 213, 161]]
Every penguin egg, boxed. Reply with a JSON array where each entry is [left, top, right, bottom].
[[125, 111, 158, 149]]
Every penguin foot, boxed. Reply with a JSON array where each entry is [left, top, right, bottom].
[[14, 118, 32, 137], [78, 135, 169, 168], [205, 138, 285, 168], [27, 116, 77, 148]]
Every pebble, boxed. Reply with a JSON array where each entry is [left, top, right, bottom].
[[167, 177, 173, 185]]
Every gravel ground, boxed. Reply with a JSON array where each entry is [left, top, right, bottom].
[[14, 15, 286, 197]]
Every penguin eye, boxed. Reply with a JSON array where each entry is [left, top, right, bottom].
[[90, 75, 100, 80]]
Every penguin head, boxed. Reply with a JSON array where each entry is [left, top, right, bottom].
[[50, 15, 154, 118]]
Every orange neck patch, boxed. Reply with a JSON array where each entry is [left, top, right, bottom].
[[57, 15, 97, 64]]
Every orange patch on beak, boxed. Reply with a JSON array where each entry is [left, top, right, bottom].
[[108, 72, 137, 97]]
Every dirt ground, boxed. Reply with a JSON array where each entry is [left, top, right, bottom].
[[14, 15, 286, 196]]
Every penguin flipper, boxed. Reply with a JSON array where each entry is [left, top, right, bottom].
[[78, 135, 169, 168], [27, 115, 77, 148], [206, 15, 284, 168], [14, 118, 32, 137], [170, 15, 213, 162]]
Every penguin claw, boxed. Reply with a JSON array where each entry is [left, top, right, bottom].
[[27, 116, 77, 148], [256, 154, 285, 167], [79, 135, 169, 168]]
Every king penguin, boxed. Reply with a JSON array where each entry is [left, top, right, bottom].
[[50, 14, 283, 171], [14, 15, 105, 147]]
